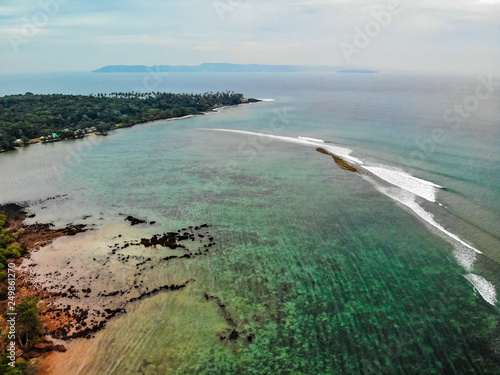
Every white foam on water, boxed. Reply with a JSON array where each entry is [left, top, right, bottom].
[[298, 136, 324, 143], [166, 114, 195, 121], [321, 144, 364, 164], [205, 129, 364, 164], [204, 128, 494, 304], [365, 179, 498, 306], [369, 182, 482, 255], [207, 130, 446, 192], [464, 273, 497, 305], [364, 166, 442, 202], [453, 244, 478, 272], [258, 98, 276, 102]]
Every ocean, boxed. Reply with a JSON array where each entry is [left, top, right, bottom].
[[0, 72, 499, 374]]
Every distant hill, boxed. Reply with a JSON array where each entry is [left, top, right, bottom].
[[92, 63, 377, 73]]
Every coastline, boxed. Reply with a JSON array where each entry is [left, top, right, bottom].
[[0, 204, 88, 362], [0, 202, 234, 372], [0, 97, 265, 372], [0, 99, 261, 155], [0, 72, 498, 374]]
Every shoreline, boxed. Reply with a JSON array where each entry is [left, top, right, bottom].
[[0, 99, 262, 155], [0, 203, 88, 363], [0, 202, 238, 372]]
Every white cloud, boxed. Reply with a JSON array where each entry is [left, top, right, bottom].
[[0, 0, 498, 73]]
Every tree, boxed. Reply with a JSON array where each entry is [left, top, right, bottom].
[[4, 243, 21, 258], [16, 297, 43, 352], [0, 91, 250, 150], [0, 230, 11, 248]]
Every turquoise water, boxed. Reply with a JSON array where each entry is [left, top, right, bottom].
[[0, 73, 499, 373]]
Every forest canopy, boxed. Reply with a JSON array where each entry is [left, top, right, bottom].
[[0, 91, 256, 151]]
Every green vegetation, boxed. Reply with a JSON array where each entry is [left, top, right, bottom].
[[0, 215, 22, 271], [0, 296, 42, 375], [0, 214, 39, 374], [0, 358, 31, 375], [0, 91, 251, 151], [15, 297, 43, 351]]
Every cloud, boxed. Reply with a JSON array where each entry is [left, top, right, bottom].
[[0, 0, 498, 73]]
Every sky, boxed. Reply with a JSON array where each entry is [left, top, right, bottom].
[[0, 0, 499, 74]]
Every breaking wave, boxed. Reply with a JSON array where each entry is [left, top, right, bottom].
[[203, 128, 495, 305]]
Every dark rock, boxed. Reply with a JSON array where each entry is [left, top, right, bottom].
[[53, 344, 67, 352], [125, 215, 147, 226]]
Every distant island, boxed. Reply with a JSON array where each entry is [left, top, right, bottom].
[[0, 91, 259, 152], [92, 63, 379, 74]]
